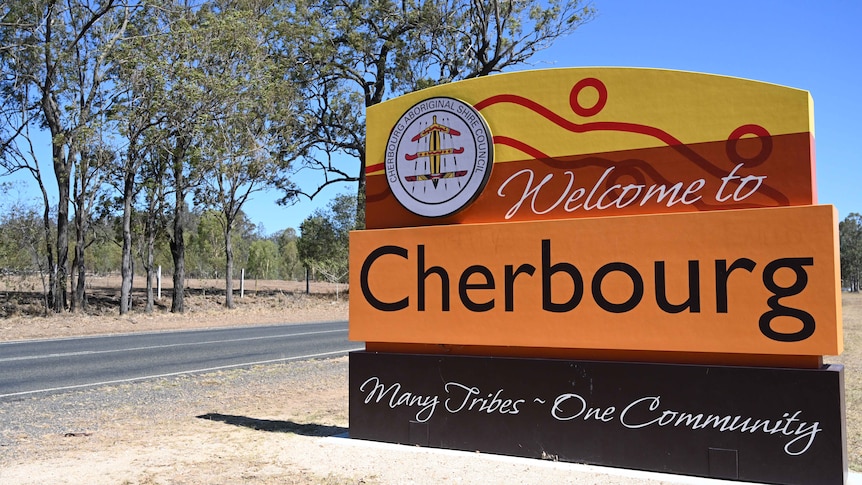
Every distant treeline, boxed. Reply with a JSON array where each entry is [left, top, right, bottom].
[[842, 213, 862, 292], [0, 192, 357, 302]]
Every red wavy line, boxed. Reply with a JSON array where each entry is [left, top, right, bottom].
[[472, 93, 785, 187], [367, 90, 789, 207], [475, 93, 788, 206], [493, 136, 550, 159], [475, 94, 686, 146]]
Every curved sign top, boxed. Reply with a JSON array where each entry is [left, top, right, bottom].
[[365, 68, 816, 229]]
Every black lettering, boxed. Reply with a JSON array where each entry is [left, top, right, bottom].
[[459, 265, 495, 312], [504, 263, 536, 311], [592, 263, 644, 313], [655, 261, 701, 313], [360, 245, 409, 311], [541, 239, 583, 312], [760, 257, 815, 342], [715, 258, 756, 312], [418, 244, 450, 311]]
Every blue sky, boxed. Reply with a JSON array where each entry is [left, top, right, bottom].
[[4, 1, 859, 234]]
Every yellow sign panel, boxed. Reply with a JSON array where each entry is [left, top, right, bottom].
[[350, 205, 841, 356], [365, 68, 815, 229]]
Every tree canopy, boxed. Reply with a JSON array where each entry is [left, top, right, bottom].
[[283, 0, 596, 223], [0, 0, 596, 314], [297, 192, 357, 284]]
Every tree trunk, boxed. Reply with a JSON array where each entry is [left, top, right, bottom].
[[129, 259, 134, 309], [71, 232, 86, 312], [169, 137, 188, 314], [170, 226, 185, 313], [144, 208, 156, 313], [170, 206, 185, 313], [120, 170, 134, 315], [53, 144, 70, 313], [70, 254, 78, 312], [170, 171, 186, 314], [42, 1, 67, 314], [36, 176, 55, 316], [224, 228, 235, 309], [355, 149, 366, 229], [74, 242, 86, 310], [144, 258, 154, 313], [143, 152, 165, 314], [72, 178, 87, 312]]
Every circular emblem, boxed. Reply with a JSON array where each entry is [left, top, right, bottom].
[[384, 97, 493, 218]]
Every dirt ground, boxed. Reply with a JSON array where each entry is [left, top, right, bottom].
[[0, 277, 350, 339], [0, 282, 860, 484]]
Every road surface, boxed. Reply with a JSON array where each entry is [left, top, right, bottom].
[[0, 321, 357, 400]]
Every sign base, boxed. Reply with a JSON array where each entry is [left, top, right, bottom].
[[349, 352, 846, 485]]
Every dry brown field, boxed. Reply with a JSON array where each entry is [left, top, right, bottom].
[[0, 275, 349, 339]]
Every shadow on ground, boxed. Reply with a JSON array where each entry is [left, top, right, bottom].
[[197, 413, 347, 437]]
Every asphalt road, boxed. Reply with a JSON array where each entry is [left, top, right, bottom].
[[0, 321, 358, 400]]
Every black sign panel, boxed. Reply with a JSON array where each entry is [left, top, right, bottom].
[[349, 352, 846, 485]]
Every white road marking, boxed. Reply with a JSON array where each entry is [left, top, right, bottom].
[[0, 347, 364, 399], [0, 328, 348, 363]]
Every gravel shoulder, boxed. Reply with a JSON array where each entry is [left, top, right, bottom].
[[0, 356, 744, 485], [0, 288, 859, 484]]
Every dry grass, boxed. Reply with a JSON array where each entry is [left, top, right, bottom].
[[825, 292, 862, 467], [0, 277, 349, 341]]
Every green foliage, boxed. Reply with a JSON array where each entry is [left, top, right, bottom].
[[248, 239, 279, 280], [0, 201, 47, 275], [297, 215, 339, 266], [276, 228, 304, 280], [841, 213, 862, 291], [284, 0, 595, 217], [297, 193, 357, 283], [84, 213, 122, 275], [192, 2, 301, 214], [2, 0, 595, 309]]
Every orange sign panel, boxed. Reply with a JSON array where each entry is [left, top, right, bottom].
[[350, 205, 841, 356], [365, 68, 815, 229]]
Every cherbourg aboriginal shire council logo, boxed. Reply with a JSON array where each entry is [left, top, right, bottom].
[[385, 97, 493, 218]]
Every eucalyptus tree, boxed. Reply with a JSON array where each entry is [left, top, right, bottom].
[[118, 0, 220, 313], [0, 60, 56, 311], [841, 213, 862, 292], [109, 2, 170, 314], [158, 5, 214, 313], [296, 192, 356, 285], [137, 145, 170, 312], [248, 239, 278, 280], [191, 3, 301, 309], [70, 140, 114, 311], [282, 0, 595, 225], [0, 194, 50, 311], [0, 0, 141, 312], [275, 227, 302, 280]]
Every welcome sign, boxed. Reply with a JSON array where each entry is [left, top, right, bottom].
[[364, 68, 816, 229], [349, 68, 845, 484]]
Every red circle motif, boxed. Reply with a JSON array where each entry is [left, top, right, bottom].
[[570, 78, 608, 117], [726, 124, 772, 167]]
